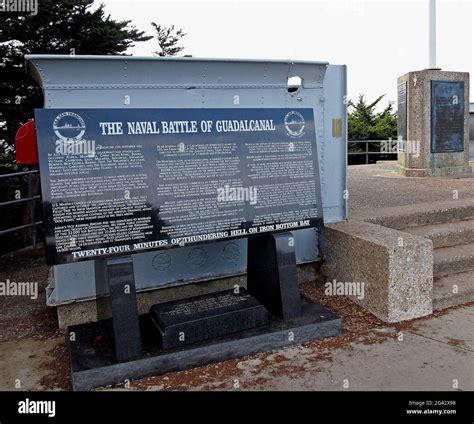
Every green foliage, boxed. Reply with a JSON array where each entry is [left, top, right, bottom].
[[0, 0, 152, 167], [348, 95, 397, 148], [152, 23, 186, 57]]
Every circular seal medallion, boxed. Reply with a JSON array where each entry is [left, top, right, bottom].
[[53, 112, 86, 141], [222, 242, 240, 262], [188, 248, 207, 266], [152, 253, 171, 271], [284, 111, 305, 138]]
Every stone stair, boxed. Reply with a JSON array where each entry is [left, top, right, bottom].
[[403, 217, 474, 310], [404, 219, 474, 248]]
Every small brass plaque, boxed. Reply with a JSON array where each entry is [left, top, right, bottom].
[[332, 118, 342, 138]]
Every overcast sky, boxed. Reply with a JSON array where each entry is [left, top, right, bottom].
[[101, 0, 473, 106]]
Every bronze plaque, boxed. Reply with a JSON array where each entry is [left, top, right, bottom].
[[431, 80, 464, 153]]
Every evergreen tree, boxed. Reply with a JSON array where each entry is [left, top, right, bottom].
[[0, 0, 152, 167], [152, 22, 186, 57], [348, 94, 398, 142]]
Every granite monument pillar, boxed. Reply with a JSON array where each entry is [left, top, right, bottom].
[[397, 69, 471, 177]]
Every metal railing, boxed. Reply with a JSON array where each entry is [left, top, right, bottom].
[[0, 170, 42, 249], [348, 140, 398, 164]]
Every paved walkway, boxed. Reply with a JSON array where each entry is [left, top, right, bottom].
[[348, 161, 474, 212], [123, 304, 473, 391]]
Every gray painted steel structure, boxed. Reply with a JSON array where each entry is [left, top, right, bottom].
[[25, 55, 347, 304]]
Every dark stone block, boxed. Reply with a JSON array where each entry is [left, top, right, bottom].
[[247, 233, 301, 320], [150, 288, 268, 349], [106, 257, 141, 362]]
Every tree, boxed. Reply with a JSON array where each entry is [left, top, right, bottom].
[[0, 0, 153, 250], [0, 0, 152, 169], [348, 94, 397, 142], [347, 94, 398, 163], [152, 22, 186, 57]]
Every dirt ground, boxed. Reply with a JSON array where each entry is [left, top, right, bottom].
[[0, 247, 70, 391]]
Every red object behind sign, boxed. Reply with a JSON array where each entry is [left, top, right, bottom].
[[15, 120, 39, 165]]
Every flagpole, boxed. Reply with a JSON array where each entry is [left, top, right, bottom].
[[429, 0, 437, 68]]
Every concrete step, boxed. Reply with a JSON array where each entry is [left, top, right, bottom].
[[433, 243, 474, 276], [403, 218, 474, 248], [354, 199, 474, 230], [433, 269, 474, 310]]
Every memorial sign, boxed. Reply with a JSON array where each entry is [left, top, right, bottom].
[[34, 108, 323, 265], [150, 288, 268, 349], [431, 81, 465, 153], [397, 81, 407, 145]]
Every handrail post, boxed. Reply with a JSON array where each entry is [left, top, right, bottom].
[[0, 170, 40, 251], [28, 173, 38, 249]]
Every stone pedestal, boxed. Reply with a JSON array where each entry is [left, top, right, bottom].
[[397, 69, 471, 177]]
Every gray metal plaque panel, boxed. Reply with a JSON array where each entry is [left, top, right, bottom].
[[431, 80, 465, 153], [397, 82, 407, 142]]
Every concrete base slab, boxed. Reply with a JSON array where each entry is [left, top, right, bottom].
[[397, 165, 472, 178], [55, 275, 245, 329]]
